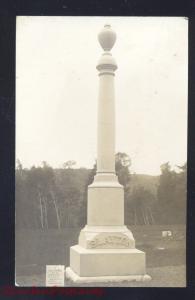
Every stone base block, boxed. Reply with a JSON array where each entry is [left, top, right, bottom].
[[79, 225, 135, 249], [66, 267, 151, 283], [68, 245, 149, 278]]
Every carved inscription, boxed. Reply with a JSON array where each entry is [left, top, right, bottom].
[[88, 235, 130, 249]]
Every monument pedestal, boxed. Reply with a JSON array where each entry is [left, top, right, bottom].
[[66, 246, 150, 283], [65, 177, 151, 283]]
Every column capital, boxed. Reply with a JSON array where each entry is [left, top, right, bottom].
[[96, 53, 117, 75]]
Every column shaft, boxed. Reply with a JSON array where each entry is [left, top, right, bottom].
[[97, 73, 115, 173]]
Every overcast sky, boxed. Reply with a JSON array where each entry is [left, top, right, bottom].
[[16, 16, 188, 175]]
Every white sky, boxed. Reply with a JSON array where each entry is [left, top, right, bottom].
[[16, 16, 188, 175]]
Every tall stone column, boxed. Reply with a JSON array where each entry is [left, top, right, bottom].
[[66, 24, 151, 283], [97, 24, 116, 174]]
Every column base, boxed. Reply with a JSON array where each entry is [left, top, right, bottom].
[[66, 245, 151, 282], [66, 267, 151, 284]]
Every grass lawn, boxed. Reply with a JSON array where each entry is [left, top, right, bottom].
[[15, 225, 186, 287]]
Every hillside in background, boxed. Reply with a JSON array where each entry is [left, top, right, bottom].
[[15, 160, 186, 228], [54, 168, 159, 197]]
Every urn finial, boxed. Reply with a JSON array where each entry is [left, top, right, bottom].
[[98, 24, 117, 51]]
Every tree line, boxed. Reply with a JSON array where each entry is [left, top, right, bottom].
[[15, 153, 186, 229]]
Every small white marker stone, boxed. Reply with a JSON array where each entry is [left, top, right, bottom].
[[46, 265, 65, 287]]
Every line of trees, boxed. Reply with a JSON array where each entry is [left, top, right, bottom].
[[15, 154, 186, 229], [155, 162, 187, 224]]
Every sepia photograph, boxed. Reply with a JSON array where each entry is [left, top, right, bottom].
[[15, 16, 187, 287]]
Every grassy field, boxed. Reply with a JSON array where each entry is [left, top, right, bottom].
[[15, 225, 186, 287]]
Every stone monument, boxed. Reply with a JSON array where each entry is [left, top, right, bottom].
[[65, 24, 151, 283]]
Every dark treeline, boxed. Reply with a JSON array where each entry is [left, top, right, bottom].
[[15, 153, 186, 229]]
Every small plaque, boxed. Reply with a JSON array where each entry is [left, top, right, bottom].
[[46, 265, 65, 287]]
